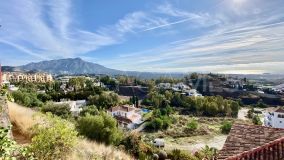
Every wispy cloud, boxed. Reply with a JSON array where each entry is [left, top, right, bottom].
[[102, 8, 284, 74], [1, 0, 284, 74], [0, 0, 118, 60]]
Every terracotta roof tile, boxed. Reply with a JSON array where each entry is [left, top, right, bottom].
[[109, 105, 135, 112], [274, 107, 284, 113], [217, 123, 284, 159]]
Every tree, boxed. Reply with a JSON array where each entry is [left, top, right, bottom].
[[12, 90, 43, 108], [79, 105, 99, 116], [37, 93, 51, 102], [41, 103, 72, 119], [77, 112, 122, 145], [88, 92, 119, 109], [69, 77, 86, 91], [190, 73, 199, 80], [29, 113, 77, 160], [230, 101, 240, 118], [146, 118, 163, 131], [135, 96, 139, 108]]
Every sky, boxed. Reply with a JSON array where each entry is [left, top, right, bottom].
[[0, 0, 284, 74]]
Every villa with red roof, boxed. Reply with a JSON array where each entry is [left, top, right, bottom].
[[107, 105, 143, 129]]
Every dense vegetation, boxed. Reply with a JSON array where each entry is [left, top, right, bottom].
[[41, 103, 72, 119], [12, 90, 43, 107], [143, 90, 240, 117], [88, 92, 119, 109], [29, 113, 78, 159], [77, 112, 123, 145], [0, 126, 32, 159], [5, 74, 252, 159]]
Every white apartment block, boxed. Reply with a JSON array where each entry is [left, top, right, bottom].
[[2, 72, 53, 83]]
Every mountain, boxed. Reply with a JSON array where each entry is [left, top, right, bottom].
[[1, 66, 23, 72], [2, 58, 185, 78], [18, 58, 122, 75]]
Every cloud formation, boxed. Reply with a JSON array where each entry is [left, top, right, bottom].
[[0, 0, 284, 74]]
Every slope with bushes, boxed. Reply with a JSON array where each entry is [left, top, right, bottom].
[[6, 101, 133, 160]]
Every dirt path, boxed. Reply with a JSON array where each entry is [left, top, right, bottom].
[[7, 101, 36, 144], [164, 135, 227, 153], [238, 108, 249, 120]]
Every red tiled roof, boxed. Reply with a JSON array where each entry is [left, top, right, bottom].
[[274, 107, 284, 113], [217, 123, 284, 159], [109, 105, 135, 112]]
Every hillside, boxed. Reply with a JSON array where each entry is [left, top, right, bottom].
[[7, 101, 133, 160], [19, 58, 121, 75], [3, 58, 185, 78]]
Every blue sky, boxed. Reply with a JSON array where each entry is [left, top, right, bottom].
[[0, 0, 284, 74]]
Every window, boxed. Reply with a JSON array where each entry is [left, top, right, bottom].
[[280, 121, 282, 123], [278, 114, 284, 118]]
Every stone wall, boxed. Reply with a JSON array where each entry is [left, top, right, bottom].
[[0, 96, 12, 137]]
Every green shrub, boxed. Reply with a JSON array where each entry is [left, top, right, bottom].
[[0, 126, 33, 159], [195, 145, 218, 160], [168, 149, 197, 160], [145, 116, 172, 131], [77, 112, 122, 145], [120, 133, 154, 158], [252, 115, 262, 125], [220, 121, 232, 134], [186, 119, 198, 131], [29, 113, 77, 160]]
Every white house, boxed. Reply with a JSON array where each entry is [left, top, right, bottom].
[[157, 83, 171, 90], [54, 100, 86, 116], [8, 85, 19, 91], [172, 83, 190, 92], [107, 105, 143, 129], [185, 89, 203, 97], [264, 107, 284, 129]]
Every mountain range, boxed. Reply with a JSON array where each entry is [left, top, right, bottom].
[[2, 58, 185, 78]]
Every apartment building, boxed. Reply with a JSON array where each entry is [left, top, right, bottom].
[[2, 72, 53, 83]]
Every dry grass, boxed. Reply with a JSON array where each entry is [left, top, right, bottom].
[[7, 101, 38, 138], [7, 101, 133, 160], [69, 139, 133, 160]]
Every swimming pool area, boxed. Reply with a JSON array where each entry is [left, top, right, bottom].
[[141, 108, 150, 113]]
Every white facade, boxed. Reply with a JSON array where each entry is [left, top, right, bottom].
[[54, 100, 86, 116], [108, 105, 143, 129], [186, 89, 203, 97], [8, 85, 19, 91], [172, 83, 190, 91], [157, 83, 171, 89], [264, 108, 284, 129]]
